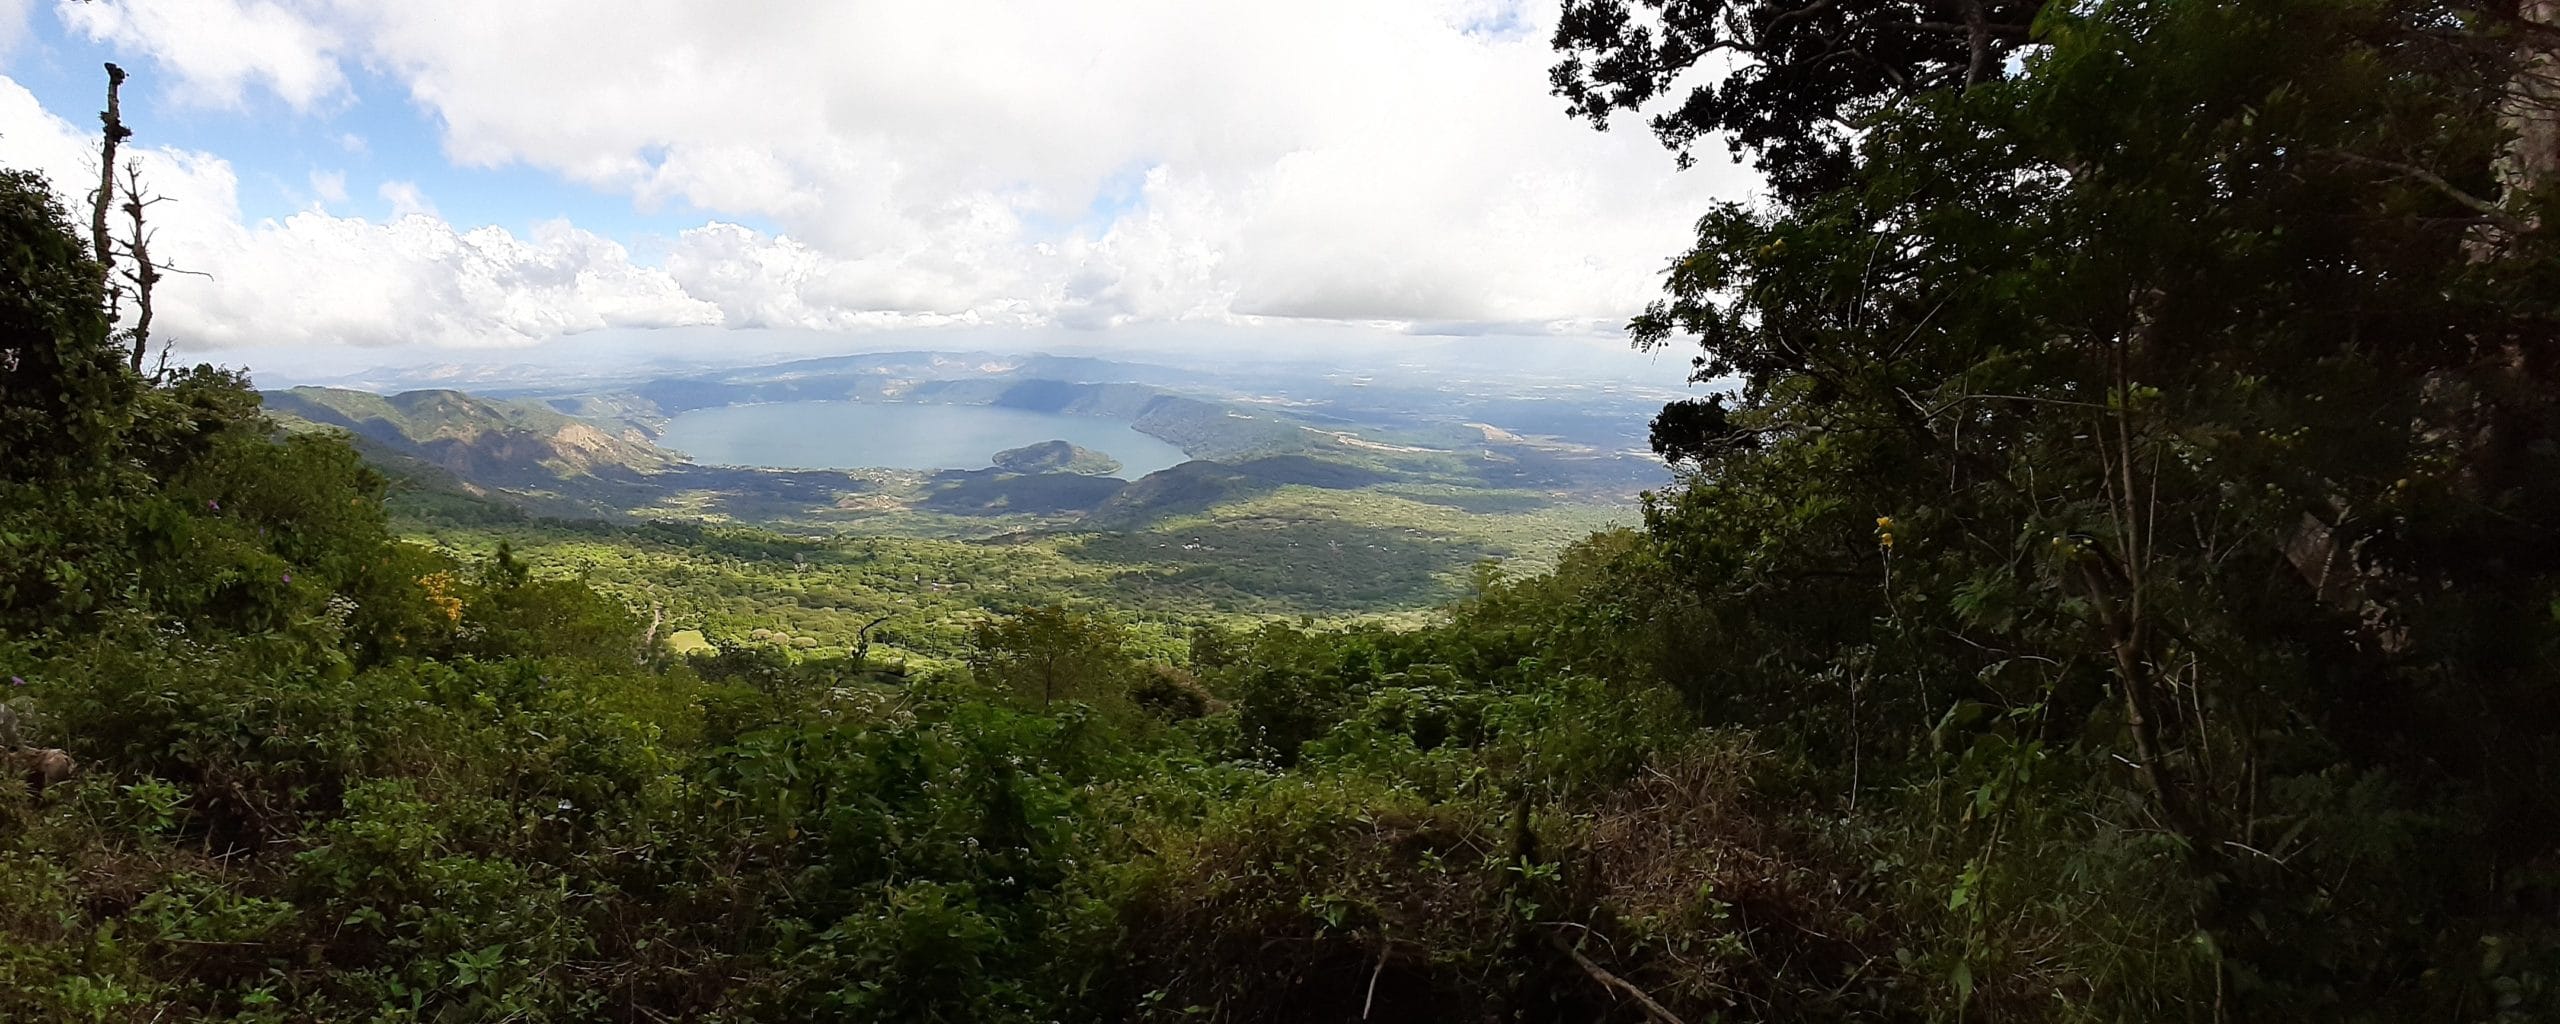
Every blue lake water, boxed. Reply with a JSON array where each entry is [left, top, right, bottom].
[[657, 401, 1190, 478]]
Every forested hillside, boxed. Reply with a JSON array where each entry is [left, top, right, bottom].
[[4, 1, 2558, 1022], [258, 377, 1649, 545]]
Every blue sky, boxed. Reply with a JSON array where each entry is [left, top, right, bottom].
[[0, 0, 1745, 363], [2, 13, 748, 239]]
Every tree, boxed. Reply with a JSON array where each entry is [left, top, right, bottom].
[[0, 169, 125, 485], [1559, 0, 2560, 1012], [1551, 0, 2046, 200], [967, 605, 1133, 710]]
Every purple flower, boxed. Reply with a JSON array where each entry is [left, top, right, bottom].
[[282, 571, 293, 584], [207, 499, 220, 511], [8, 676, 24, 687]]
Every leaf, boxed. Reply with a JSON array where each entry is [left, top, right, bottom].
[[1948, 865, 1980, 911]]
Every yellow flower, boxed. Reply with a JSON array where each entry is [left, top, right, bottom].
[[1875, 516, 1895, 529], [418, 572, 464, 624], [1879, 532, 1895, 550]]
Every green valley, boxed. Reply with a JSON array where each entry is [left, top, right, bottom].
[[258, 352, 1659, 627]]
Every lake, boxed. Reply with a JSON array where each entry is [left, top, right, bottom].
[[657, 401, 1191, 477]]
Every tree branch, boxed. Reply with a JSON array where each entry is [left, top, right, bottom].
[[117, 157, 162, 372], [1546, 928, 1687, 1024], [2320, 148, 2533, 235], [1961, 0, 1994, 86], [854, 614, 894, 666], [1761, 0, 1840, 36]]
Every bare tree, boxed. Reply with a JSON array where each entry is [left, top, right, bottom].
[[854, 614, 894, 667], [117, 158, 164, 372], [91, 63, 127, 281]]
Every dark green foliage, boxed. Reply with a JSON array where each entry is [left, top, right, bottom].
[[1552, 0, 2560, 1018], [1076, 460, 1265, 528], [0, 169, 126, 483], [704, 701, 1098, 1022], [990, 439, 1122, 476], [1645, 394, 1757, 464], [1077, 456, 1391, 530], [1550, 0, 2047, 197], [1128, 664, 1212, 721]]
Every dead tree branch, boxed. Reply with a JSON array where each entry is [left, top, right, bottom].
[[117, 158, 165, 371], [1546, 928, 1687, 1024], [855, 615, 895, 666], [2320, 148, 2533, 236]]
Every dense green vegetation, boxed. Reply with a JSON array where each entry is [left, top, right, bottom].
[[989, 440, 1122, 476], [5, 2, 2559, 1022], [384, 476, 1623, 657]]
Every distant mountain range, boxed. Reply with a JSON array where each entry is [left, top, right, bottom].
[[259, 349, 1669, 536]]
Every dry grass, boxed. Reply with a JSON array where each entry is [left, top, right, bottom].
[[1566, 740, 1912, 1021]]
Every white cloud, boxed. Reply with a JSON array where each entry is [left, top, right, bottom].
[[57, 0, 346, 111], [183, 215, 724, 348], [11, 0, 1751, 348], [0, 78, 720, 348], [330, 0, 1730, 325], [376, 178, 431, 218], [308, 168, 345, 204], [0, 0, 33, 58]]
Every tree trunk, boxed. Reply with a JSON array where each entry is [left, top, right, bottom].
[[119, 166, 160, 373], [2498, 1, 2560, 215], [92, 64, 127, 271]]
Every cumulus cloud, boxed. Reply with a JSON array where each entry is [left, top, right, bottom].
[[308, 168, 345, 205], [0, 0, 32, 58], [376, 179, 432, 218], [9, 0, 1751, 349], [0, 78, 719, 348], [329, 0, 1734, 324], [58, 0, 346, 111], [174, 214, 725, 349]]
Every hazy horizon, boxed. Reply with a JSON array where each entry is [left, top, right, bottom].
[[214, 323, 1703, 393]]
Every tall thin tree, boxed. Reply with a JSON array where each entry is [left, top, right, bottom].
[[90, 63, 126, 275]]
